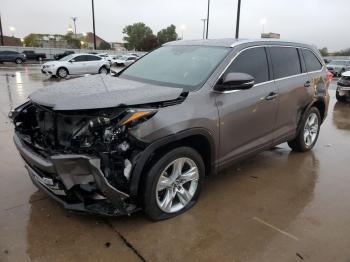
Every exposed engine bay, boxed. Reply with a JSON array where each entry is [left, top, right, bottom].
[[10, 92, 187, 216]]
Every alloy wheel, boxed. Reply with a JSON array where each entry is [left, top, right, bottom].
[[303, 112, 319, 147], [156, 157, 199, 213]]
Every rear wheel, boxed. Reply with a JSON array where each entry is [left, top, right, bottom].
[[99, 66, 108, 74], [15, 58, 23, 64], [143, 147, 204, 220], [288, 107, 321, 152], [57, 67, 68, 78]]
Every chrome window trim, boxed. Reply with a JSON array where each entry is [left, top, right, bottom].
[[212, 44, 324, 94]]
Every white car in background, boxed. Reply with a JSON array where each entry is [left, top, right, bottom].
[[114, 55, 138, 67], [41, 54, 110, 78]]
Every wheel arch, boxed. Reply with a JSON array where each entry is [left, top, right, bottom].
[[56, 66, 69, 76], [129, 128, 216, 201]]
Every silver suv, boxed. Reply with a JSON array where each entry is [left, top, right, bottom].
[[10, 39, 330, 220]]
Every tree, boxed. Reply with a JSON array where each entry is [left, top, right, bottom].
[[334, 48, 350, 56], [123, 22, 155, 51], [143, 34, 159, 51], [24, 33, 41, 47], [98, 40, 111, 50], [63, 32, 81, 49], [319, 47, 328, 57], [157, 25, 178, 46]]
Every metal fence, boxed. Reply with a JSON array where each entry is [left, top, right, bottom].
[[0, 46, 146, 60]]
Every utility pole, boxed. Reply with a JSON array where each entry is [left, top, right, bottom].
[[71, 17, 78, 38], [206, 0, 210, 39], [0, 14, 4, 46], [201, 19, 207, 39], [235, 0, 242, 39], [91, 0, 97, 49]]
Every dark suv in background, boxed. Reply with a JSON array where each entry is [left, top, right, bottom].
[[0, 50, 26, 64], [10, 39, 329, 220]]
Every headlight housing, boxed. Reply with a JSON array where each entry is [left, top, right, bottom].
[[71, 109, 157, 147]]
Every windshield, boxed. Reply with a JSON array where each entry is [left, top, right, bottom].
[[329, 61, 347, 66], [60, 54, 75, 61], [119, 45, 230, 90]]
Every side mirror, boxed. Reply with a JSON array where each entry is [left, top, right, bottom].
[[69, 59, 75, 63], [216, 73, 255, 91]]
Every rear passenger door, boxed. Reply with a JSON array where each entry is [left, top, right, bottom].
[[268, 46, 311, 143], [216, 47, 278, 168], [86, 55, 103, 74]]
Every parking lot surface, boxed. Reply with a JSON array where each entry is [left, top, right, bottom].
[[1, 63, 350, 261]]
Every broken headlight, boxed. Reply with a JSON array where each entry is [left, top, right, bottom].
[[72, 109, 157, 148]]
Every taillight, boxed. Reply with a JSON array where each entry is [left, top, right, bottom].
[[326, 70, 333, 81]]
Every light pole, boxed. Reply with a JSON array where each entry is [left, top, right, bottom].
[[206, 0, 210, 39], [180, 24, 186, 39], [201, 19, 207, 39], [71, 17, 78, 38], [0, 14, 4, 46], [235, 0, 242, 39], [91, 0, 97, 49]]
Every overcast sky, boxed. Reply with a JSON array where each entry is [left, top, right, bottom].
[[1, 0, 348, 51]]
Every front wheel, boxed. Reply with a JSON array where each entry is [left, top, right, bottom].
[[288, 107, 321, 152], [57, 67, 68, 78], [15, 58, 23, 64], [143, 147, 205, 220]]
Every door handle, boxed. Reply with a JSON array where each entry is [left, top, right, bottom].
[[265, 92, 279, 100], [304, 81, 311, 87]]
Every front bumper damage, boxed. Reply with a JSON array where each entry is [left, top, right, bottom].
[[14, 133, 138, 216]]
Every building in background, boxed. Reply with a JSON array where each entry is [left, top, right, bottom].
[[110, 41, 126, 51], [261, 32, 280, 39], [2, 36, 22, 46]]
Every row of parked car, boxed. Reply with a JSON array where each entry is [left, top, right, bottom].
[[0, 49, 140, 66], [0, 50, 46, 64], [325, 59, 350, 102]]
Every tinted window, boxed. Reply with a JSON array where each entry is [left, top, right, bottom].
[[74, 55, 88, 62], [303, 49, 322, 72], [86, 55, 101, 61], [127, 57, 136, 61], [224, 47, 269, 84], [269, 47, 301, 79]]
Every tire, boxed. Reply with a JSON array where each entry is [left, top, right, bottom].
[[56, 67, 68, 78], [15, 58, 23, 64], [288, 107, 321, 152], [336, 90, 347, 102], [99, 66, 108, 74], [143, 147, 205, 220]]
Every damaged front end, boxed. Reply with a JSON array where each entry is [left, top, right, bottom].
[[10, 100, 163, 216]]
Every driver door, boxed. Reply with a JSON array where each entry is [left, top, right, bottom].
[[69, 55, 88, 74], [215, 47, 278, 168]]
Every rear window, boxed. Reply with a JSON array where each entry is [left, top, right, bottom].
[[269, 47, 301, 79], [302, 49, 323, 72]]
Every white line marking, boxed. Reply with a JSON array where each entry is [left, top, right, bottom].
[[253, 217, 299, 241]]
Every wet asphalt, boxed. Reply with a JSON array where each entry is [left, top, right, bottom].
[[0, 63, 350, 262]]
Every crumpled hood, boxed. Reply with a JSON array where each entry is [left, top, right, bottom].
[[29, 75, 183, 110]]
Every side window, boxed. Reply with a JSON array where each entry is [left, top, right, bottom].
[[269, 47, 301, 79], [302, 49, 323, 72], [74, 55, 87, 62], [87, 55, 101, 61], [224, 47, 269, 84]]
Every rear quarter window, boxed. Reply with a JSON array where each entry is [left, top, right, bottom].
[[302, 49, 323, 72], [269, 47, 301, 79]]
